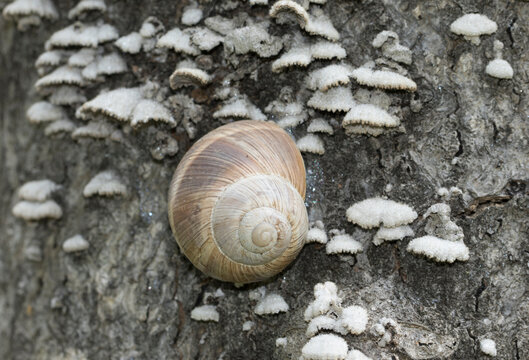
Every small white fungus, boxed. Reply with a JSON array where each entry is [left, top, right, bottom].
[[302, 334, 348, 360], [307, 87, 355, 113], [63, 234, 90, 253], [450, 14, 497, 45], [35, 66, 84, 90], [18, 179, 60, 201], [115, 32, 143, 54], [269, 0, 309, 28], [373, 225, 414, 245], [372, 30, 412, 65], [79, 87, 143, 122], [71, 121, 119, 140], [157, 28, 200, 55], [249, 0, 268, 5], [326, 234, 363, 255], [45, 23, 118, 49], [337, 306, 368, 335], [308, 65, 352, 92], [343, 104, 399, 128], [68, 0, 106, 19], [181, 6, 203, 26], [304, 281, 341, 321], [131, 99, 176, 128], [49, 86, 87, 105], [407, 236, 470, 263], [12, 200, 62, 220], [45, 119, 76, 136], [68, 48, 97, 68], [308, 118, 333, 135], [82, 53, 127, 80], [297, 134, 325, 155], [272, 44, 312, 72], [346, 197, 418, 229], [83, 171, 127, 197], [2, 0, 58, 22], [347, 349, 372, 360], [190, 305, 219, 322], [305, 10, 340, 41], [26, 101, 64, 123], [306, 227, 328, 244], [311, 41, 346, 60], [169, 67, 211, 89], [485, 59, 513, 79], [306, 315, 337, 337], [190, 27, 224, 51], [480, 338, 497, 357], [35, 50, 63, 68], [351, 68, 417, 91], [213, 98, 266, 121], [242, 320, 255, 331], [254, 293, 289, 315], [275, 337, 287, 347]]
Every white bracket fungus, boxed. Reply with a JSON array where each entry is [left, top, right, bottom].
[[337, 306, 368, 335], [373, 225, 414, 246], [49, 86, 87, 105], [83, 171, 127, 197], [304, 281, 341, 321], [407, 235, 469, 263], [35, 66, 85, 91], [342, 104, 399, 137], [169, 67, 211, 89], [254, 293, 289, 315], [18, 179, 60, 201], [81, 53, 127, 81], [157, 28, 200, 55], [190, 305, 219, 322], [115, 32, 143, 54], [35, 50, 64, 69], [351, 67, 417, 91], [79, 87, 144, 123], [297, 134, 325, 155], [485, 59, 513, 79], [311, 41, 346, 60], [2, 0, 58, 31], [264, 101, 307, 128], [26, 101, 65, 123], [480, 338, 497, 357], [372, 30, 412, 65], [224, 23, 283, 58], [450, 14, 497, 45], [326, 234, 363, 255], [272, 44, 312, 72], [71, 121, 122, 141], [204, 15, 237, 36], [269, 0, 310, 28], [45, 120, 76, 136], [68, 0, 106, 19], [12, 200, 63, 220], [131, 99, 176, 128], [307, 87, 355, 113], [306, 227, 328, 244], [306, 315, 337, 337], [45, 23, 119, 49], [301, 334, 348, 360], [181, 4, 203, 26], [190, 27, 224, 51], [307, 118, 333, 135], [304, 8, 340, 41], [213, 98, 266, 121], [63, 234, 90, 253], [307, 65, 353, 92], [346, 197, 418, 229]]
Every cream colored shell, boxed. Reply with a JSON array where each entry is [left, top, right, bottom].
[[168, 120, 308, 283]]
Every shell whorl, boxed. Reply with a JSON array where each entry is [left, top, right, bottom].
[[168, 120, 308, 283]]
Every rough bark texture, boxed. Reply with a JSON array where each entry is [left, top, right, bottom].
[[1, 0, 528, 359]]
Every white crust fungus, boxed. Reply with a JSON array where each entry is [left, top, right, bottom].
[[272, 44, 312, 72], [131, 99, 176, 128], [351, 68, 417, 91], [35, 66, 84, 90], [326, 234, 363, 255], [308, 65, 352, 92], [306, 227, 328, 244], [68, 0, 106, 19], [297, 134, 325, 155], [115, 32, 143, 54], [337, 306, 368, 335], [407, 235, 470, 263], [26, 101, 65, 123], [45, 120, 76, 136], [254, 293, 289, 315], [18, 180, 60, 201], [307, 87, 355, 113], [302, 334, 348, 360], [311, 41, 346, 60], [157, 28, 200, 55], [12, 200, 62, 220], [343, 104, 399, 128], [480, 338, 497, 357], [83, 171, 127, 197], [373, 225, 414, 245], [450, 14, 497, 45], [190, 305, 219, 322], [485, 59, 513, 79], [346, 197, 418, 229], [45, 23, 118, 49], [63, 234, 90, 253], [308, 118, 333, 135]]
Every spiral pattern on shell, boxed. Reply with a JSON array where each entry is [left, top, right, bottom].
[[168, 120, 308, 283]]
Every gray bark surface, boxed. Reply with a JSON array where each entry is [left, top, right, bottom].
[[0, 0, 528, 359]]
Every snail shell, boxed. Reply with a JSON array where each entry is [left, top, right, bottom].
[[168, 120, 308, 283]]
